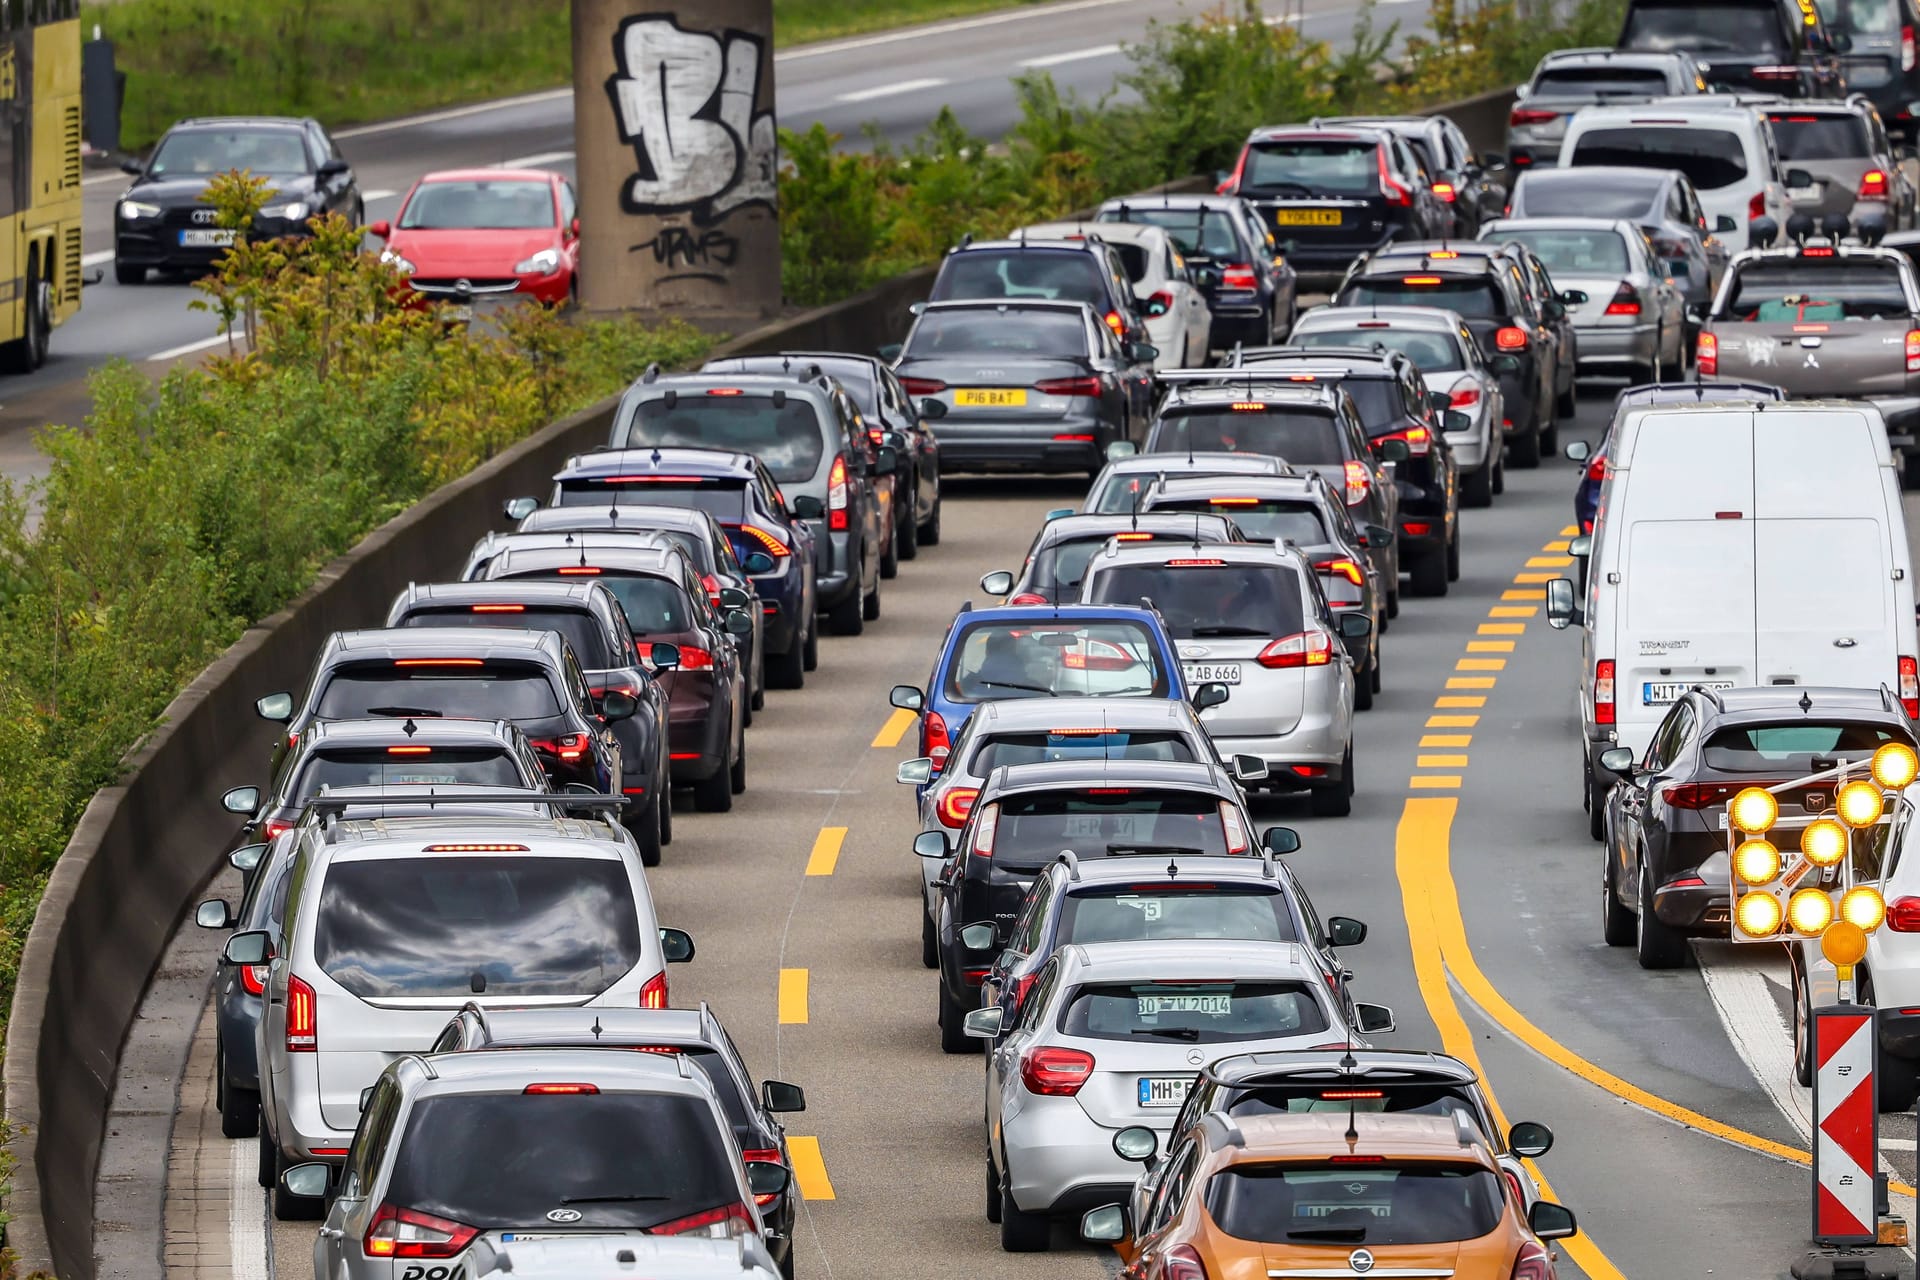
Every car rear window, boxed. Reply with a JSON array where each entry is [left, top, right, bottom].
[[969, 729, 1198, 774], [904, 309, 1088, 358], [1567, 126, 1749, 191], [556, 476, 749, 524], [946, 620, 1169, 700], [1723, 260, 1910, 320], [1105, 208, 1244, 259], [1310, 377, 1401, 434], [492, 569, 690, 637], [1817, 0, 1900, 32], [1151, 406, 1346, 464], [1295, 327, 1464, 372], [1149, 497, 1330, 546], [314, 856, 641, 998], [1340, 274, 1508, 318], [1515, 174, 1663, 219], [616, 396, 825, 485], [1768, 113, 1872, 160], [1226, 1082, 1482, 1121], [1057, 885, 1296, 945], [1703, 721, 1907, 770], [1059, 979, 1329, 1043], [293, 749, 524, 802], [1032, 534, 1161, 595], [1621, 0, 1787, 53], [1204, 1163, 1505, 1245], [1084, 561, 1306, 640], [386, 1092, 738, 1232], [397, 606, 610, 668], [1533, 64, 1675, 95], [1497, 228, 1631, 277], [313, 662, 563, 720], [988, 788, 1234, 867], [933, 250, 1107, 305], [1241, 140, 1378, 198]]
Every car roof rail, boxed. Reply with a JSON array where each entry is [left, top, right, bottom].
[[1201, 1113, 1246, 1151], [1056, 849, 1083, 882], [641, 362, 661, 384], [302, 789, 628, 820]]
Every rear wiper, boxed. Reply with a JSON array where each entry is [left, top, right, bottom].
[[976, 679, 1058, 696], [1107, 843, 1208, 856], [1286, 1226, 1368, 1241], [1188, 625, 1268, 637], [1131, 1025, 1202, 1041], [1255, 182, 1317, 198], [363, 706, 444, 717], [558, 1193, 670, 1205]]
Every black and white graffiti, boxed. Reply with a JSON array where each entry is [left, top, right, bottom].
[[606, 14, 776, 224]]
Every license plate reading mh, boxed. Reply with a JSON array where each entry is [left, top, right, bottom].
[[1138, 1076, 1193, 1107]]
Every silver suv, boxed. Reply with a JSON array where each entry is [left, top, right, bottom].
[[1507, 48, 1708, 168]]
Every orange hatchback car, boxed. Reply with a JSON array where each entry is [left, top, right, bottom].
[[1083, 1111, 1577, 1280]]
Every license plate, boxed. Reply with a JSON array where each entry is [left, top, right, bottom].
[[446, 304, 474, 323], [1184, 662, 1242, 685], [1138, 1075, 1194, 1107], [1140, 993, 1230, 1015], [178, 229, 236, 247], [1272, 208, 1342, 226], [1643, 679, 1735, 705], [954, 388, 1026, 408]]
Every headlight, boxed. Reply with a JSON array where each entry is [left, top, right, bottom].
[[515, 248, 562, 276], [119, 200, 162, 220], [379, 249, 415, 275], [261, 201, 309, 221]]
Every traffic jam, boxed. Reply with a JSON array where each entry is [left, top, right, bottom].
[[169, 0, 1920, 1273]]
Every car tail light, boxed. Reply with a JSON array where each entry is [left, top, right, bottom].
[[973, 802, 1000, 857], [1902, 655, 1919, 717], [1012, 971, 1039, 1010], [1020, 1045, 1095, 1096], [239, 964, 268, 996], [1906, 332, 1920, 373], [1604, 282, 1641, 316], [387, 745, 432, 755], [1217, 146, 1249, 194], [1343, 459, 1371, 504], [741, 1148, 784, 1206], [701, 573, 723, 609], [1448, 385, 1480, 409], [1751, 65, 1799, 80], [734, 524, 791, 559], [1220, 264, 1258, 290], [640, 971, 669, 1008], [677, 645, 715, 671], [1509, 107, 1558, 126], [1501, 1168, 1527, 1206], [1314, 557, 1365, 586], [1494, 326, 1527, 351], [286, 974, 317, 1052], [1511, 1240, 1555, 1280], [922, 710, 951, 770], [1662, 782, 1740, 809], [1220, 801, 1250, 854], [1379, 424, 1431, 456], [263, 818, 293, 840], [1696, 331, 1718, 376], [1403, 521, 1432, 537], [364, 1204, 480, 1259], [1749, 190, 1767, 221], [938, 787, 978, 828], [1102, 310, 1126, 338], [1036, 375, 1103, 397], [1377, 147, 1412, 207], [648, 1202, 753, 1238], [524, 1082, 600, 1094], [1147, 288, 1175, 314], [1887, 896, 1920, 931], [1009, 592, 1049, 606], [470, 603, 525, 613], [1258, 630, 1334, 669], [1586, 451, 1607, 483], [827, 455, 850, 531], [1905, 22, 1916, 71], [1860, 169, 1891, 200], [1431, 180, 1456, 202], [1165, 1245, 1210, 1280], [899, 377, 947, 396], [530, 734, 587, 761], [1595, 660, 1616, 726], [1063, 638, 1138, 671]]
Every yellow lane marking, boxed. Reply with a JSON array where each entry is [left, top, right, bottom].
[[1467, 640, 1515, 653], [1418, 754, 1469, 768], [1490, 605, 1536, 618], [1426, 714, 1479, 728], [1512, 572, 1556, 584], [1560, 524, 1580, 537], [1526, 555, 1573, 568], [1420, 734, 1471, 747], [1456, 658, 1506, 671], [787, 1136, 837, 1200], [1477, 623, 1525, 636], [1544, 539, 1571, 552], [1447, 677, 1495, 690], [1410, 775, 1461, 789], [1503, 588, 1545, 601], [806, 827, 847, 877], [872, 707, 917, 749], [1435, 695, 1485, 709], [778, 969, 810, 1024], [1396, 799, 1629, 1280]]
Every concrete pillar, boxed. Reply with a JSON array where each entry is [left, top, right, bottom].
[[571, 0, 780, 324]]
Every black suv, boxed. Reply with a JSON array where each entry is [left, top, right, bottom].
[[1095, 194, 1298, 348], [1596, 686, 1918, 970], [1216, 124, 1449, 286], [1315, 114, 1507, 237], [1617, 0, 1846, 97], [927, 235, 1149, 349]]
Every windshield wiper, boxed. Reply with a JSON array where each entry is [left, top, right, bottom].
[[363, 706, 444, 717], [1188, 625, 1269, 637], [976, 679, 1058, 696], [1287, 1226, 1368, 1241], [1131, 1026, 1202, 1041], [1107, 843, 1208, 856], [1253, 182, 1317, 198], [557, 1193, 671, 1205]]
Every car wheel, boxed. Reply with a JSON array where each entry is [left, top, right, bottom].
[[1353, 652, 1374, 711], [630, 792, 663, 867], [1410, 549, 1448, 598], [828, 574, 865, 635], [730, 727, 748, 795], [880, 523, 900, 580], [999, 1171, 1050, 1252], [114, 260, 145, 286], [1556, 380, 1577, 420], [803, 618, 820, 670], [921, 909, 939, 969], [1634, 865, 1688, 970], [863, 578, 882, 621], [1446, 523, 1460, 582], [1903, 448, 1920, 492], [1601, 847, 1634, 947], [1371, 643, 1382, 695], [1508, 421, 1542, 468], [919, 496, 943, 546], [1386, 587, 1399, 620], [1310, 746, 1354, 818], [780, 1247, 797, 1280], [769, 634, 805, 690], [658, 772, 673, 845], [1792, 962, 1814, 1087], [986, 1153, 1004, 1223], [217, 1042, 261, 1139], [1462, 461, 1493, 508], [939, 983, 980, 1054], [693, 761, 734, 813], [1492, 457, 1505, 495], [1587, 759, 1607, 843], [271, 1145, 325, 1221], [897, 497, 920, 561], [0, 270, 49, 373], [256, 1113, 275, 1188]]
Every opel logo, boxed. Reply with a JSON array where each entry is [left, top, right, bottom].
[[546, 1207, 583, 1223], [1348, 1248, 1375, 1273], [191, 208, 215, 225], [456, 278, 472, 292]]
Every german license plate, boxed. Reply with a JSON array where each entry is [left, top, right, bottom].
[[446, 304, 474, 323], [1643, 679, 1734, 705], [178, 229, 236, 247], [1140, 993, 1230, 1015], [1184, 662, 1242, 685], [1273, 208, 1342, 226], [1138, 1075, 1194, 1107], [954, 388, 1026, 408]]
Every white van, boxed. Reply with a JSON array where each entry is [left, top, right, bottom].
[[1547, 401, 1918, 834]]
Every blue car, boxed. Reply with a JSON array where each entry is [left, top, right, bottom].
[[1566, 380, 1785, 534], [544, 446, 819, 691], [196, 834, 295, 1141]]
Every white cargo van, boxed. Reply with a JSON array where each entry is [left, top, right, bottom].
[[1548, 400, 1918, 835]]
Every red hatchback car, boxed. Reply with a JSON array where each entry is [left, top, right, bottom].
[[370, 167, 579, 309]]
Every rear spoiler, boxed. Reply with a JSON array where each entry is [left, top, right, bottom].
[[302, 789, 628, 824]]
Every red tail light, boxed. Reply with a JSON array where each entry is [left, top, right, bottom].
[[1905, 22, 1916, 71], [898, 377, 946, 396], [524, 1082, 600, 1094], [649, 1202, 753, 1238], [1696, 331, 1718, 376], [1020, 1045, 1095, 1096], [1494, 326, 1527, 351], [1221, 799, 1250, 854], [470, 603, 525, 613], [1403, 521, 1432, 537], [1906, 332, 1920, 373], [1377, 146, 1411, 207], [736, 524, 792, 559], [1431, 180, 1456, 202], [1218, 145, 1249, 195], [1314, 557, 1365, 586], [1009, 591, 1049, 606], [827, 455, 850, 531], [1379, 424, 1431, 456], [1448, 386, 1480, 409], [1861, 169, 1891, 200], [1749, 190, 1767, 221], [1036, 375, 1103, 397], [364, 1204, 479, 1259], [1901, 655, 1919, 717], [1102, 310, 1125, 338], [1662, 782, 1740, 809], [641, 971, 669, 1008], [1509, 107, 1558, 126], [1511, 1240, 1555, 1280], [1147, 289, 1175, 314], [1221, 264, 1259, 290], [677, 646, 715, 671], [1887, 896, 1920, 931], [239, 964, 268, 996], [263, 818, 293, 840], [973, 802, 1000, 858], [702, 573, 723, 609], [1585, 450, 1607, 483], [741, 1149, 784, 1206], [1501, 1168, 1526, 1206], [938, 787, 978, 828], [1258, 630, 1334, 668], [1343, 459, 1371, 504], [286, 974, 317, 1052], [530, 734, 587, 761], [1604, 282, 1642, 316], [1165, 1245, 1210, 1280], [1012, 971, 1038, 1010], [1595, 660, 1616, 726], [922, 710, 951, 771], [1062, 639, 1137, 672]]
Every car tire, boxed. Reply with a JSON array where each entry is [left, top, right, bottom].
[[1310, 747, 1354, 818], [1386, 588, 1399, 620], [999, 1174, 1050, 1252], [217, 1044, 261, 1139], [271, 1145, 325, 1221], [863, 579, 882, 622], [1492, 457, 1505, 495], [1556, 380, 1577, 420], [1508, 422, 1542, 469], [803, 617, 820, 670], [780, 1248, 797, 1280], [986, 1153, 1004, 1224], [1354, 654, 1374, 711], [880, 524, 900, 579], [829, 575, 865, 635], [1792, 962, 1814, 1087], [898, 500, 920, 561], [631, 792, 663, 866], [1587, 762, 1607, 843], [1904, 448, 1920, 492], [1371, 646, 1382, 695], [1462, 462, 1493, 508], [939, 982, 980, 1055], [922, 909, 939, 969], [659, 775, 673, 846], [1409, 549, 1448, 598], [1601, 849, 1634, 947], [1446, 524, 1460, 582], [769, 635, 805, 690], [919, 497, 943, 547], [730, 728, 748, 795], [113, 260, 144, 286], [693, 761, 733, 813], [1635, 865, 1688, 970], [256, 1114, 275, 1189]]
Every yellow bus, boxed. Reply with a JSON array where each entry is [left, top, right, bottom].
[[0, 0, 81, 373]]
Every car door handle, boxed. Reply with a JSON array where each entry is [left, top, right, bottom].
[[319, 1228, 344, 1240]]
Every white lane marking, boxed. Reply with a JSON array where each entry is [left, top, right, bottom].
[[81, 250, 113, 267], [334, 88, 571, 139], [229, 1142, 268, 1280], [361, 188, 398, 202], [836, 78, 947, 103], [148, 329, 239, 362], [779, 0, 1132, 61], [1020, 43, 1122, 67], [82, 171, 122, 187], [497, 150, 575, 169], [1264, 11, 1303, 21]]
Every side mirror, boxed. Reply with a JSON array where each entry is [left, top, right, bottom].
[[1545, 577, 1581, 630], [1563, 440, 1591, 463], [120, 157, 144, 175], [359, 1086, 376, 1113], [1114, 1126, 1158, 1163], [221, 930, 273, 966], [897, 758, 935, 786], [959, 921, 998, 951], [222, 785, 261, 815], [890, 685, 925, 712], [1786, 168, 1815, 190], [979, 570, 1015, 596], [1353, 1002, 1397, 1034], [1377, 438, 1411, 463], [229, 843, 267, 873], [1569, 535, 1591, 558], [1442, 409, 1471, 433], [1106, 440, 1137, 461], [1338, 612, 1373, 639], [746, 1161, 792, 1199], [1127, 341, 1160, 363], [1508, 1119, 1554, 1158], [570, 216, 581, 238], [255, 692, 294, 723], [502, 496, 539, 522], [1598, 747, 1636, 777], [1192, 682, 1230, 711], [873, 445, 899, 476], [963, 1007, 1005, 1038], [1232, 754, 1269, 782], [1364, 523, 1394, 548], [743, 552, 776, 574], [1489, 353, 1522, 374], [877, 342, 903, 362], [1427, 389, 1451, 412], [1713, 214, 1738, 233], [367, 218, 392, 239], [718, 586, 751, 610], [650, 642, 681, 670], [1261, 825, 1301, 855], [725, 610, 753, 637], [1044, 507, 1075, 521], [918, 397, 947, 419], [194, 900, 234, 930], [599, 689, 638, 722], [913, 831, 951, 859], [1559, 289, 1588, 306], [1529, 1201, 1579, 1240], [1327, 915, 1368, 947], [791, 494, 827, 521], [1081, 1204, 1128, 1244], [281, 1163, 333, 1201], [317, 158, 351, 180], [659, 926, 696, 963], [762, 1080, 807, 1113]]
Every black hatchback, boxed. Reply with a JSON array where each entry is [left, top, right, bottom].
[[1617, 0, 1846, 97]]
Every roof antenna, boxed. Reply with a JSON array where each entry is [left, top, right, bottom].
[[402, 717, 418, 738], [591, 1016, 604, 1041], [579, 535, 589, 568], [1192, 512, 1203, 552], [1799, 689, 1814, 714], [1166, 855, 1180, 878]]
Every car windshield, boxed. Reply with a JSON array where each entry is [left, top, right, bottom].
[[1703, 721, 1908, 770], [386, 1092, 738, 1231], [1767, 113, 1872, 161], [1084, 561, 1306, 640], [988, 789, 1234, 867], [397, 607, 610, 668], [315, 856, 641, 997], [1620, 0, 1786, 52], [292, 749, 525, 802], [904, 309, 1089, 357], [1060, 979, 1328, 1042], [1241, 140, 1379, 197], [615, 396, 825, 485], [947, 619, 1169, 700], [1498, 228, 1631, 276], [1817, 0, 1900, 32], [1294, 327, 1465, 372], [1533, 64, 1675, 96], [150, 128, 309, 176], [313, 663, 563, 720], [969, 729, 1198, 773], [1340, 274, 1507, 318], [1228, 1082, 1483, 1122], [1204, 1163, 1505, 1245], [1516, 174, 1664, 219], [1150, 498, 1329, 546], [399, 180, 555, 230], [1568, 126, 1749, 191], [1058, 886, 1296, 945], [1723, 261, 1911, 320], [1105, 208, 1243, 259], [933, 251, 1107, 304], [1150, 407, 1345, 463], [556, 477, 749, 523]]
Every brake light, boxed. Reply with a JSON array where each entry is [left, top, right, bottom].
[[1431, 180, 1456, 202], [1662, 782, 1740, 809], [827, 456, 849, 531], [1502, 1168, 1526, 1207], [1448, 386, 1480, 409], [1751, 65, 1799, 80], [530, 734, 587, 761], [386, 745, 432, 755], [677, 646, 715, 671], [641, 971, 669, 1008], [1749, 190, 1767, 221], [1378, 146, 1411, 207], [1802, 245, 1835, 257], [1861, 169, 1891, 200], [1586, 451, 1607, 483], [1380, 425, 1431, 456], [648, 1202, 753, 1238], [1020, 1045, 1095, 1096], [1231, 401, 1267, 411], [556, 565, 602, 575], [1595, 660, 1616, 726], [1906, 332, 1920, 373], [1494, 326, 1526, 351], [1906, 22, 1916, 71], [421, 843, 530, 852], [286, 974, 317, 1052], [701, 573, 722, 609], [1103, 310, 1125, 338], [1403, 521, 1432, 537], [394, 658, 482, 667], [938, 787, 978, 828], [923, 710, 950, 770], [973, 802, 999, 857], [1343, 459, 1371, 504], [1320, 1090, 1384, 1100], [1036, 375, 1103, 397], [239, 964, 267, 996], [263, 818, 293, 840], [1604, 283, 1641, 317], [1221, 264, 1258, 290], [1902, 656, 1919, 717], [470, 603, 525, 613], [1330, 1155, 1385, 1164], [899, 377, 947, 396], [1889, 896, 1920, 931], [1166, 557, 1226, 566], [1696, 331, 1718, 376], [1218, 145, 1249, 194], [1012, 971, 1038, 1010], [1402, 275, 1443, 285], [1220, 800, 1249, 854], [706, 388, 744, 396], [1314, 557, 1365, 586], [741, 1149, 784, 1206], [1511, 1240, 1556, 1280], [737, 525, 791, 558], [1009, 591, 1049, 606], [1258, 630, 1334, 668], [1509, 107, 1558, 126], [524, 1082, 599, 1094], [364, 1204, 480, 1260], [1165, 1244, 1210, 1280]]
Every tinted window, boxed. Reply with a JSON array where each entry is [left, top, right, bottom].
[[1109, 242, 1151, 282], [1084, 562, 1306, 639], [314, 857, 642, 997], [1032, 534, 1137, 595], [556, 478, 748, 523], [989, 789, 1234, 867], [1621, 0, 1786, 52], [493, 570, 690, 636], [1226, 1082, 1482, 1121], [1497, 228, 1631, 276], [398, 606, 609, 667], [946, 620, 1169, 700], [904, 309, 1088, 357], [386, 1092, 737, 1231], [1315, 378, 1402, 432], [1059, 980, 1328, 1042], [1703, 721, 1906, 770], [1341, 273, 1508, 317], [1150, 498, 1329, 545], [1204, 1164, 1505, 1245], [1057, 886, 1296, 945], [1295, 327, 1464, 372], [293, 749, 524, 800], [1534, 65, 1674, 95], [1568, 127, 1749, 191], [1242, 140, 1378, 197], [618, 397, 825, 485], [1516, 174, 1664, 219], [399, 180, 555, 230], [1723, 261, 1910, 320], [969, 729, 1198, 773], [1151, 407, 1345, 463], [1768, 113, 1872, 160], [150, 128, 309, 176], [313, 663, 563, 719], [934, 251, 1107, 304], [1817, 0, 1900, 31], [1108, 208, 1243, 259]]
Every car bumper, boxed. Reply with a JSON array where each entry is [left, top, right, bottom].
[[1002, 1097, 1156, 1215], [116, 221, 315, 270], [934, 429, 1105, 474], [1575, 322, 1661, 367], [271, 1069, 356, 1166], [1444, 426, 1491, 471], [1207, 715, 1350, 786], [1880, 1007, 1920, 1062], [217, 990, 264, 1093], [667, 680, 729, 781], [1866, 395, 1920, 447], [1650, 852, 1732, 935], [753, 572, 804, 655], [814, 527, 861, 610]]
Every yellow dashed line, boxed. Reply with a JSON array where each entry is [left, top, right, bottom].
[[1426, 714, 1479, 728], [1560, 524, 1579, 537], [1489, 605, 1536, 618], [787, 1136, 836, 1200], [805, 827, 846, 877], [1456, 658, 1506, 671], [1512, 572, 1556, 584], [1466, 640, 1515, 653], [1477, 623, 1524, 636], [778, 969, 810, 1025], [1435, 695, 1485, 708], [1525, 555, 1573, 568], [1502, 588, 1545, 601], [1420, 734, 1472, 747], [1543, 539, 1570, 552], [1446, 677, 1495, 690], [1410, 775, 1462, 790], [871, 707, 916, 749], [1418, 754, 1469, 768]]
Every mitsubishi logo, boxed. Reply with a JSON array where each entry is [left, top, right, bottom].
[[191, 208, 215, 225], [1348, 1248, 1375, 1273]]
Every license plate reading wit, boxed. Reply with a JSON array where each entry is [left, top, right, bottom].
[[1273, 208, 1342, 226], [1643, 679, 1735, 705], [1138, 993, 1231, 1016], [178, 229, 237, 248], [1184, 662, 1242, 685], [1138, 1075, 1194, 1107], [954, 388, 1027, 408]]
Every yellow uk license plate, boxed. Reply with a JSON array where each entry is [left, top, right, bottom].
[[954, 388, 1027, 407], [1273, 208, 1342, 226]]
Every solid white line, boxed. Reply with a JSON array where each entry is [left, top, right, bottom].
[[361, 188, 398, 202], [81, 171, 122, 188], [147, 329, 239, 362], [334, 87, 572, 140], [836, 78, 947, 104], [1020, 43, 1122, 67], [229, 1143, 268, 1280], [778, 0, 1132, 61], [496, 150, 575, 170], [1263, 11, 1303, 21], [80, 250, 113, 267]]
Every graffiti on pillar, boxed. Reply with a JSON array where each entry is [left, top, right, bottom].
[[606, 14, 776, 231]]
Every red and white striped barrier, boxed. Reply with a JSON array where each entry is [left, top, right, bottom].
[[1812, 1004, 1879, 1245]]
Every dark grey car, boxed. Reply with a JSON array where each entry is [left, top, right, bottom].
[[1506, 165, 1732, 312], [1766, 100, 1918, 233]]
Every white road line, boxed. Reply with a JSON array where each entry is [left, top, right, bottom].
[[229, 1143, 268, 1280], [1263, 11, 1304, 21], [836, 78, 947, 104], [334, 87, 572, 139], [778, 0, 1133, 61], [1020, 43, 1122, 67], [361, 188, 398, 202], [81, 171, 122, 187], [80, 250, 113, 267], [147, 329, 239, 363], [496, 150, 575, 170]]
